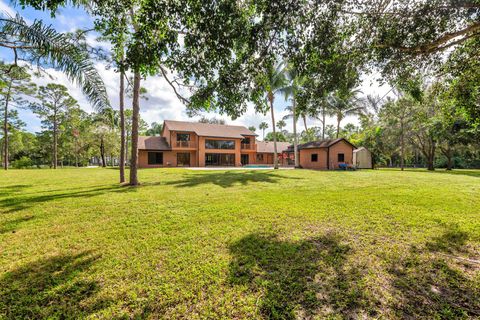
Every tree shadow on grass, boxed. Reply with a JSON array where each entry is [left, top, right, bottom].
[[388, 225, 480, 319], [166, 171, 301, 188], [434, 169, 480, 179], [0, 215, 34, 234], [0, 184, 137, 214], [403, 168, 480, 179], [0, 252, 110, 319], [228, 233, 376, 319], [425, 224, 471, 254], [0, 185, 33, 197]]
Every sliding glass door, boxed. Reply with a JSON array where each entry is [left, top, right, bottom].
[[177, 153, 190, 166], [205, 153, 235, 166]]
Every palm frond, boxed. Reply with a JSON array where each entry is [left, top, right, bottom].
[[0, 15, 110, 111]]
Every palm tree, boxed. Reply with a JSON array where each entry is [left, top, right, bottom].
[[283, 103, 303, 167], [276, 119, 286, 131], [327, 88, 365, 138], [259, 121, 269, 140], [0, 15, 110, 110], [281, 65, 310, 167], [262, 62, 288, 169]]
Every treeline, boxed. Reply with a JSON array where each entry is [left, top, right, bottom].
[[0, 64, 160, 169], [254, 79, 479, 170]]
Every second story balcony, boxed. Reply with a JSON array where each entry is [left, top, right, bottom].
[[175, 141, 196, 148], [241, 143, 255, 150]]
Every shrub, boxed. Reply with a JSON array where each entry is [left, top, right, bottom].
[[12, 156, 34, 169]]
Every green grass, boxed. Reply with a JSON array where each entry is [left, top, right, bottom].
[[0, 168, 479, 319]]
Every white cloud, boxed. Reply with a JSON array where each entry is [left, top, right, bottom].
[[22, 61, 392, 136], [0, 0, 17, 18], [17, 34, 394, 136]]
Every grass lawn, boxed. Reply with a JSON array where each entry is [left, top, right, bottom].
[[0, 168, 479, 319]]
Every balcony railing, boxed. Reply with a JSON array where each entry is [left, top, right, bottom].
[[241, 143, 255, 150], [175, 141, 196, 148]]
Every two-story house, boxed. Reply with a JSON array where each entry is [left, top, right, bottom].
[[138, 120, 263, 167], [137, 120, 354, 168]]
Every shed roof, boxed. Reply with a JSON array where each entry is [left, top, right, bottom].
[[164, 120, 256, 138], [354, 147, 370, 153]]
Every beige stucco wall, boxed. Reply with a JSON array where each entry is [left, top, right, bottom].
[[353, 149, 372, 169]]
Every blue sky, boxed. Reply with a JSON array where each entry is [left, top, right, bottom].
[[1, 0, 391, 136]]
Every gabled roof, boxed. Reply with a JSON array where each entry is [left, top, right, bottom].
[[138, 136, 171, 150], [256, 141, 291, 153], [286, 138, 356, 151], [164, 120, 256, 138]]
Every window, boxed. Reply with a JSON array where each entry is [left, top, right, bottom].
[[148, 152, 163, 165], [338, 153, 345, 162], [205, 139, 235, 149], [177, 133, 190, 141], [205, 153, 235, 166], [256, 154, 264, 161], [311, 154, 318, 162]]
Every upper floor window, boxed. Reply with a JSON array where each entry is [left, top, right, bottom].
[[338, 153, 345, 162], [177, 133, 190, 141], [242, 137, 251, 144], [205, 139, 235, 149]]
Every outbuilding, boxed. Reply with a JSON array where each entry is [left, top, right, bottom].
[[353, 147, 373, 169], [285, 138, 356, 170]]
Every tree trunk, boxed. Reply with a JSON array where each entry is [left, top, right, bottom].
[[415, 148, 418, 168], [53, 111, 58, 169], [100, 138, 106, 167], [126, 132, 129, 165], [3, 83, 11, 170], [336, 116, 341, 138], [269, 94, 278, 170], [441, 145, 453, 171], [446, 155, 453, 171], [292, 96, 299, 168], [129, 71, 141, 185], [426, 140, 435, 171], [427, 159, 434, 171], [400, 121, 405, 171], [74, 138, 78, 167], [119, 64, 126, 183], [303, 115, 308, 132], [322, 108, 326, 140]]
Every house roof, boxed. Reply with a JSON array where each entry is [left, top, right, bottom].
[[138, 136, 171, 150], [164, 120, 256, 138], [256, 141, 291, 153], [286, 138, 356, 151]]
